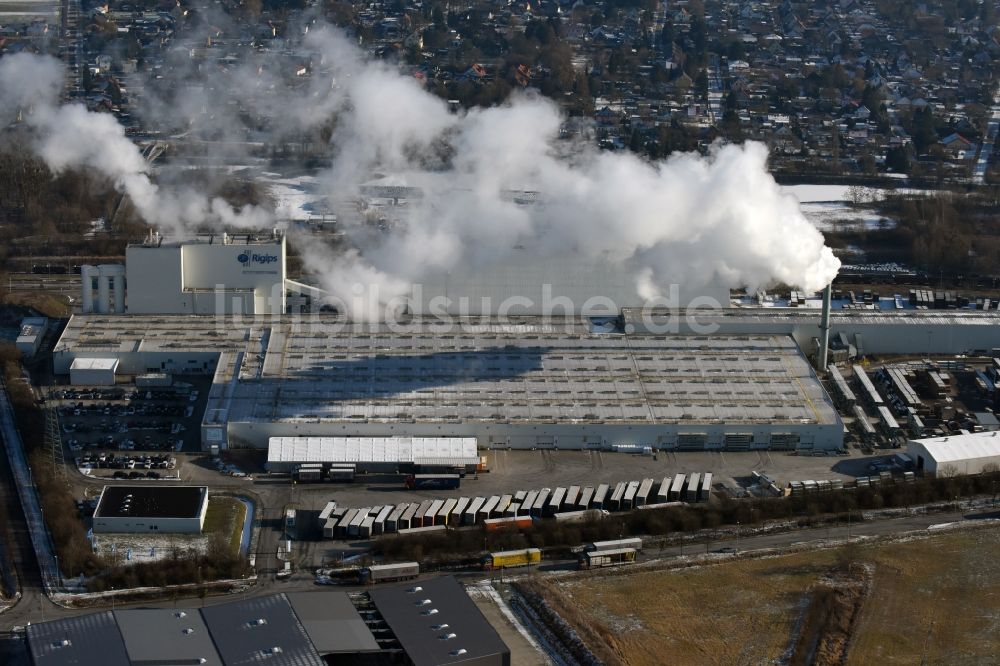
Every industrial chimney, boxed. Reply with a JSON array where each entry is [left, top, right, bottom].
[[818, 283, 832, 370]]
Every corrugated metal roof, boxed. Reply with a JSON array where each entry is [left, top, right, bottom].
[[268, 437, 479, 465], [909, 431, 1000, 463]]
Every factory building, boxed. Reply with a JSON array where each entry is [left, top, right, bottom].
[[54, 315, 844, 452], [124, 231, 287, 315], [907, 432, 1000, 476], [92, 485, 209, 534]]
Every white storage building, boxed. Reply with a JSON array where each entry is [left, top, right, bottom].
[[266, 436, 480, 473], [70, 357, 119, 386], [907, 432, 1000, 476]]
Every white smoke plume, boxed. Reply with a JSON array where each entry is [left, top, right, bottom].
[[296, 27, 840, 315], [0, 52, 271, 238], [0, 28, 840, 319]]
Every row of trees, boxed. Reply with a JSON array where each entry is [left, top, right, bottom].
[[0, 344, 103, 577]]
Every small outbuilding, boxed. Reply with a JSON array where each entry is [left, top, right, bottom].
[[70, 357, 119, 386], [907, 431, 1000, 476], [15, 317, 47, 358]]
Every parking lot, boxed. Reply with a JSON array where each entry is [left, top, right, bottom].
[[50, 378, 213, 482]]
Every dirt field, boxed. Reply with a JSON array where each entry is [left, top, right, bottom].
[[543, 524, 1000, 666], [848, 526, 1000, 665]]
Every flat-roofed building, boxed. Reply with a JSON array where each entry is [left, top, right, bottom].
[[92, 485, 209, 534], [54, 315, 845, 451], [69, 357, 118, 386]]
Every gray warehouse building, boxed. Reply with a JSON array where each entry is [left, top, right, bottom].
[[25, 579, 506, 666], [370, 575, 511, 666], [54, 315, 845, 452], [93, 485, 209, 534]]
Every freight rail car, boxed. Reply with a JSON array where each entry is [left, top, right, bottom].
[[482, 548, 542, 570]]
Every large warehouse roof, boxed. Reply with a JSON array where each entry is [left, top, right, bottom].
[[268, 437, 479, 466], [908, 431, 1000, 463], [53, 315, 842, 435]]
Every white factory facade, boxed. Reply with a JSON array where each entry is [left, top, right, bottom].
[[124, 231, 287, 315]]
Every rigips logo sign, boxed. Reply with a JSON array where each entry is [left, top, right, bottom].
[[237, 252, 279, 267]]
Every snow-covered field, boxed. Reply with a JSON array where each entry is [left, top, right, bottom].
[[91, 533, 209, 565], [798, 202, 894, 232], [262, 173, 325, 222], [781, 184, 899, 232]]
